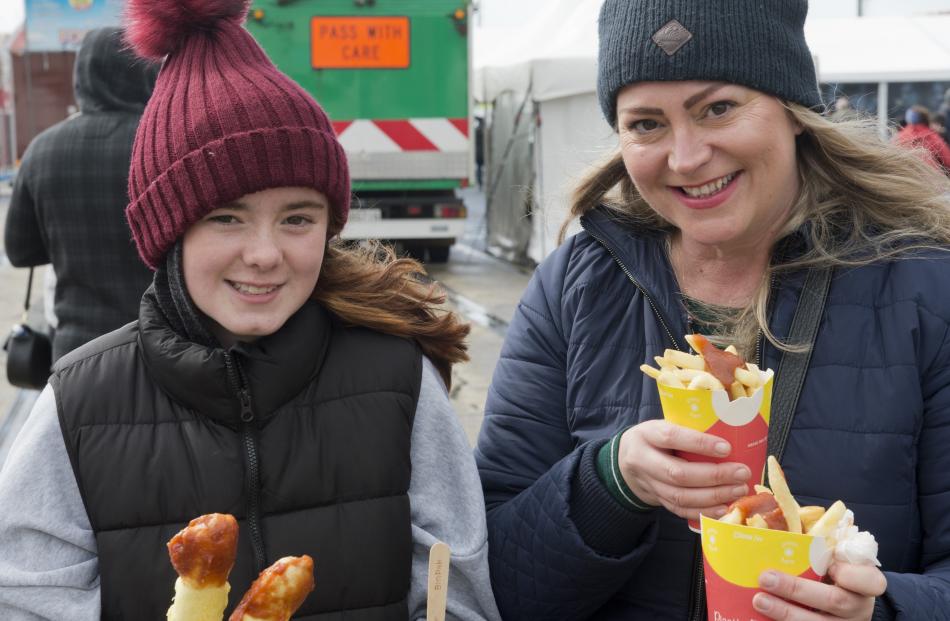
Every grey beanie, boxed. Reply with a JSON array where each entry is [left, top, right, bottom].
[[597, 0, 822, 126]]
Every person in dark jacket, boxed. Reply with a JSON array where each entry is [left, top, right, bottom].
[[475, 1, 950, 619], [0, 1, 501, 620], [4, 27, 157, 361]]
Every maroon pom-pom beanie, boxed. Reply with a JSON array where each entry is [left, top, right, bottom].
[[124, 0, 350, 270]]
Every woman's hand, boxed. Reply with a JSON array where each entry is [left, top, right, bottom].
[[752, 562, 887, 620], [617, 420, 751, 520]]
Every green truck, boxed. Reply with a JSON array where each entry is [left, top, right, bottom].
[[246, 0, 472, 262]]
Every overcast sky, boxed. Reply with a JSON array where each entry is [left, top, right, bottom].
[[3, 0, 950, 36]]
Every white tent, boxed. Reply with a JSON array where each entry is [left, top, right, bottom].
[[475, 0, 605, 263], [475, 11, 950, 263]]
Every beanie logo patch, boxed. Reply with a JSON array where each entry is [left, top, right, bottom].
[[652, 19, 692, 56]]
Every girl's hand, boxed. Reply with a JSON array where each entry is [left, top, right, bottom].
[[752, 562, 887, 620], [617, 420, 751, 520]]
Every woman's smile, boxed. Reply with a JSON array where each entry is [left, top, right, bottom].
[[671, 171, 743, 210]]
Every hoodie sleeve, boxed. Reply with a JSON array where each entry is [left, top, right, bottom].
[[0, 386, 100, 620], [407, 358, 501, 621], [4, 152, 50, 267]]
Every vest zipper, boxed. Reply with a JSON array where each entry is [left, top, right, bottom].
[[224, 352, 267, 574]]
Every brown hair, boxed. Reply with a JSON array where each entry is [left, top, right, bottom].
[[561, 103, 950, 357], [312, 238, 469, 388]]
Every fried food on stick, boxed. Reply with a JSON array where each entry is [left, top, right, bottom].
[[166, 513, 239, 621], [229, 555, 315, 621]]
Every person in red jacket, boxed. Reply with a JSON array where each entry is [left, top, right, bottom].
[[894, 106, 950, 173]]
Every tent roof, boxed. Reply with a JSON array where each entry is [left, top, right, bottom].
[[806, 16, 950, 82], [474, 0, 599, 102], [475, 12, 950, 102]]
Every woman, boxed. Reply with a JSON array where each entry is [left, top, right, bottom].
[[0, 1, 500, 620], [476, 1, 950, 619]]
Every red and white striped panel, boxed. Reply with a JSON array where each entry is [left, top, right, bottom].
[[332, 118, 469, 153]]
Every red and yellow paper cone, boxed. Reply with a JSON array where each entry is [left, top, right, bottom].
[[659, 370, 774, 532], [700, 515, 832, 620]]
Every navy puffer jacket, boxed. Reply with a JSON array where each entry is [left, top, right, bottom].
[[475, 207, 950, 620]]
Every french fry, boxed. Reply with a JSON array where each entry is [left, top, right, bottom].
[[656, 370, 685, 388], [734, 366, 762, 388], [799, 506, 826, 533], [673, 368, 705, 382], [663, 349, 706, 370], [729, 380, 746, 400], [687, 372, 725, 391], [767, 456, 802, 534], [717, 459, 878, 567], [639, 335, 767, 401], [720, 508, 744, 525], [746, 514, 769, 529], [806, 500, 848, 539]]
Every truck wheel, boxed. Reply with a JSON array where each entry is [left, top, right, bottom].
[[428, 246, 451, 263]]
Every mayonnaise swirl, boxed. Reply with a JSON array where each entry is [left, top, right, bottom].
[[832, 510, 881, 567]]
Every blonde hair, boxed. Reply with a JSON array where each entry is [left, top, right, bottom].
[[312, 240, 469, 389], [561, 104, 950, 356]]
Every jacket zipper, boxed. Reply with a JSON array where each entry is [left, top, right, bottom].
[[585, 228, 685, 352], [688, 544, 706, 621], [587, 226, 773, 620], [585, 226, 701, 617], [224, 353, 267, 573]]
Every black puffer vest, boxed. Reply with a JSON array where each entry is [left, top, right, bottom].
[[52, 298, 421, 620]]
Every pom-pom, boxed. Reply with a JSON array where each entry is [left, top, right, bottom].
[[124, 0, 251, 60]]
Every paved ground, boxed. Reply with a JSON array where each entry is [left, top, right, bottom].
[[430, 242, 532, 444], [0, 184, 534, 463]]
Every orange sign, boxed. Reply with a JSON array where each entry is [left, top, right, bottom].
[[311, 17, 411, 69]]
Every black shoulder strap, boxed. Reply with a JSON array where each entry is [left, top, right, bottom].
[[22, 267, 35, 319], [767, 267, 833, 462]]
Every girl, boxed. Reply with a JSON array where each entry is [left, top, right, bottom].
[[0, 1, 500, 619]]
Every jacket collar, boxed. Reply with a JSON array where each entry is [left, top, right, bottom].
[[138, 296, 330, 427], [580, 205, 812, 352], [580, 207, 689, 350]]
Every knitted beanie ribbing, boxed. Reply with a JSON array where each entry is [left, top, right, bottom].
[[125, 6, 349, 270], [597, 0, 822, 127]]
